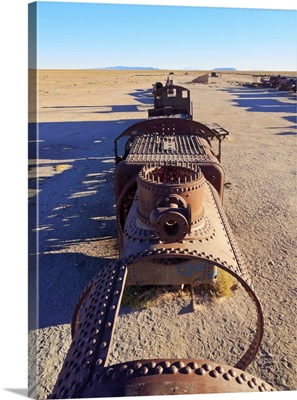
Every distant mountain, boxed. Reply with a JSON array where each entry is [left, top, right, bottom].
[[213, 67, 237, 71], [98, 66, 159, 70]]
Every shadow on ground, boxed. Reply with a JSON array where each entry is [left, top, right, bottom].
[[41, 89, 154, 114], [28, 118, 142, 329], [221, 86, 296, 114]]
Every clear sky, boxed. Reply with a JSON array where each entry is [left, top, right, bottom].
[[30, 0, 297, 71]]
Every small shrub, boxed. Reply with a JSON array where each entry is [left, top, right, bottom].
[[213, 269, 238, 298]]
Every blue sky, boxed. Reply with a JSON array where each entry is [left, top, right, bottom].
[[30, 1, 297, 71]]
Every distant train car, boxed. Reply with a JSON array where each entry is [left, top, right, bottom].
[[149, 84, 192, 119]]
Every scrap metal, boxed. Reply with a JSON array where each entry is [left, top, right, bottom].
[[49, 81, 274, 397]]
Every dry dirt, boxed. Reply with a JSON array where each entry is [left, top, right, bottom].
[[28, 70, 296, 399]]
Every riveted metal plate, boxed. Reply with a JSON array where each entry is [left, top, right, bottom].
[[120, 181, 263, 371], [122, 181, 249, 285], [49, 260, 127, 399], [49, 88, 271, 397], [80, 358, 275, 397]]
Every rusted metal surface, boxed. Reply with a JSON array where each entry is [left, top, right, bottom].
[[50, 164, 267, 397], [50, 256, 269, 398], [119, 165, 264, 371], [80, 359, 275, 397], [122, 165, 247, 284], [165, 74, 174, 87], [49, 83, 271, 397], [151, 81, 163, 95], [50, 260, 128, 398], [149, 84, 192, 119], [152, 74, 174, 97], [114, 117, 222, 164], [114, 119, 224, 231], [258, 75, 296, 92], [205, 122, 229, 140]]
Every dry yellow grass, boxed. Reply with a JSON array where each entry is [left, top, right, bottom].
[[122, 285, 189, 309], [54, 164, 72, 173], [122, 269, 238, 310], [211, 269, 238, 298]]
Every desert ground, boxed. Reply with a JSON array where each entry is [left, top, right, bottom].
[[28, 69, 296, 399]]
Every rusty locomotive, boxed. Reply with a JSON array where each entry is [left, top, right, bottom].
[[49, 79, 274, 397]]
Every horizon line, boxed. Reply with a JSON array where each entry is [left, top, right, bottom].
[[29, 67, 297, 74]]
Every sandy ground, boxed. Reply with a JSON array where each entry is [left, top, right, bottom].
[[28, 70, 296, 399]]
